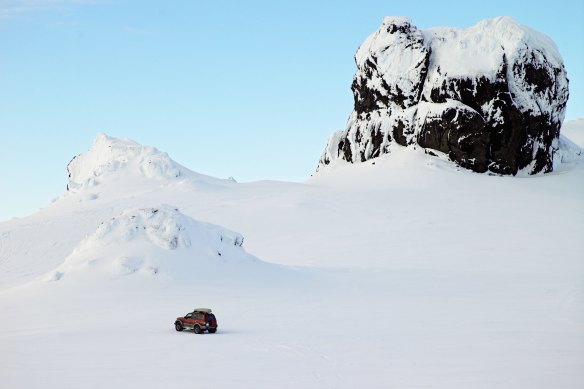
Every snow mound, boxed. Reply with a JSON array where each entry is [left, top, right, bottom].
[[48, 205, 257, 282], [87, 204, 243, 250], [67, 133, 182, 191]]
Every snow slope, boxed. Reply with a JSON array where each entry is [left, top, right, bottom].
[[1, 121, 583, 388], [563, 118, 584, 147]]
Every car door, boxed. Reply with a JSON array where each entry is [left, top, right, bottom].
[[183, 312, 195, 328]]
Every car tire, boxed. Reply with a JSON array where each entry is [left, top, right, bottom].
[[208, 328, 217, 333], [193, 325, 202, 334], [175, 322, 183, 332]]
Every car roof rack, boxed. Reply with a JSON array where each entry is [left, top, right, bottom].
[[193, 308, 212, 313]]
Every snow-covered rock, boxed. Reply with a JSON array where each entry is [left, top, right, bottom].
[[67, 133, 181, 191], [319, 17, 570, 175], [50, 204, 252, 281]]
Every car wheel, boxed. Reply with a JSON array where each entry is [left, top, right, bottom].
[[175, 322, 183, 332], [193, 325, 202, 334], [208, 328, 217, 334]]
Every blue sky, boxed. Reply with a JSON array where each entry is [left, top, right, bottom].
[[1, 0, 583, 221]]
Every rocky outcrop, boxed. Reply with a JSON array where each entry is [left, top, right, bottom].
[[319, 17, 569, 175]]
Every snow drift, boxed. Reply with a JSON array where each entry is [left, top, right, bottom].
[[47, 204, 267, 283], [319, 16, 570, 175]]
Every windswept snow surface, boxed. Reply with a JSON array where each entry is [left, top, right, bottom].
[[563, 118, 584, 147], [1, 123, 583, 388]]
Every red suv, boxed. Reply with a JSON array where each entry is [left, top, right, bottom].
[[174, 308, 217, 334]]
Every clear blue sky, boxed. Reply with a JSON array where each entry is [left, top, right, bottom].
[[1, 0, 583, 221]]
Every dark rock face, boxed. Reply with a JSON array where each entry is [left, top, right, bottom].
[[417, 104, 490, 172], [319, 17, 569, 175]]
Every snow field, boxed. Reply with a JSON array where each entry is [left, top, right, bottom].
[[0, 119, 583, 388], [1, 266, 582, 388]]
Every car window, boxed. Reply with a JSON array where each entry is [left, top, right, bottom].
[[205, 314, 216, 321], [193, 313, 203, 320], [185, 313, 192, 318]]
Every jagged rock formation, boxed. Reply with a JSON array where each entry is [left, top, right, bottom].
[[319, 16, 569, 175]]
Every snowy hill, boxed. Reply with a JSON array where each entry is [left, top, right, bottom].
[[46, 204, 282, 285], [0, 121, 583, 388]]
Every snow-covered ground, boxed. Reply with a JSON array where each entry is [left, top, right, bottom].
[[563, 118, 584, 147], [0, 120, 583, 388]]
